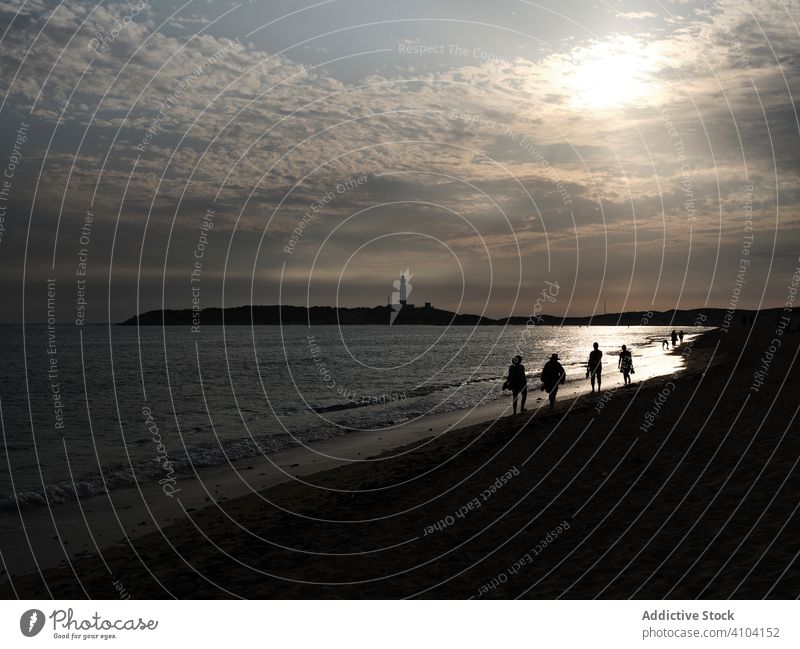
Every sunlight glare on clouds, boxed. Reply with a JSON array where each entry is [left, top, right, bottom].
[[559, 36, 658, 110]]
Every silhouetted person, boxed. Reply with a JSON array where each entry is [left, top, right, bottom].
[[506, 355, 527, 415], [541, 353, 566, 410], [679, 330, 685, 344], [586, 342, 603, 392], [618, 344, 633, 386], [671, 330, 678, 347]]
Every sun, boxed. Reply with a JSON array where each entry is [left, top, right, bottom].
[[563, 38, 653, 109]]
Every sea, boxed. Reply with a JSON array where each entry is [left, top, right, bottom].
[[0, 324, 711, 513]]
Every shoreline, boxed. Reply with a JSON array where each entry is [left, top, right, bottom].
[[11, 325, 800, 598], [0, 331, 712, 582]]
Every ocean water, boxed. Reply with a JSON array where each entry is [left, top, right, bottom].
[[0, 324, 709, 511]]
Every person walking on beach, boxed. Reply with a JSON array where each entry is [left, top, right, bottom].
[[671, 330, 678, 347], [618, 344, 634, 386], [586, 342, 603, 392], [505, 355, 528, 415], [541, 353, 566, 410], [679, 330, 685, 344], [662, 338, 668, 350]]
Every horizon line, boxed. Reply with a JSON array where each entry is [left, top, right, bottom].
[[8, 302, 796, 326]]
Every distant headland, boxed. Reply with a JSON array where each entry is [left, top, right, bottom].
[[118, 304, 797, 327]]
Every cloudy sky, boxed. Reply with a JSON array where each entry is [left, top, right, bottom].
[[0, 0, 798, 322]]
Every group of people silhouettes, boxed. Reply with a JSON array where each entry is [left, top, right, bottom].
[[504, 341, 638, 415], [662, 329, 685, 349]]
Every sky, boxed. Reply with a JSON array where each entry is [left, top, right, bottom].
[[0, 0, 798, 322]]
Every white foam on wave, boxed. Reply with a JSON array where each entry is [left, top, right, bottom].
[[0, 429, 339, 512]]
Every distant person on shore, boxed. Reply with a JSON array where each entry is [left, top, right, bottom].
[[662, 338, 668, 350], [505, 355, 528, 415], [541, 353, 566, 410], [586, 342, 603, 392], [618, 345, 634, 385], [679, 330, 685, 344], [671, 330, 678, 347]]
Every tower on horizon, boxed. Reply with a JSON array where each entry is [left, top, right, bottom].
[[399, 273, 407, 306]]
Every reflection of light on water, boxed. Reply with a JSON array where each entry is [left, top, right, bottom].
[[0, 325, 713, 499], [290, 326, 712, 431]]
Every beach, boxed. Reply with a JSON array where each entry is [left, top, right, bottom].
[[2, 322, 798, 599]]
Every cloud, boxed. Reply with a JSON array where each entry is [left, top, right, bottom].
[[0, 0, 798, 318], [616, 11, 660, 20]]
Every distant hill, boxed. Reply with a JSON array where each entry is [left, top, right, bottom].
[[118, 304, 798, 327]]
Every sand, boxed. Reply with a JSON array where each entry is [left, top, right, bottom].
[[1, 323, 798, 599]]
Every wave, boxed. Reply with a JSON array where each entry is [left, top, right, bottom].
[[306, 375, 502, 413], [0, 377, 515, 512], [0, 429, 338, 513], [0, 361, 646, 513]]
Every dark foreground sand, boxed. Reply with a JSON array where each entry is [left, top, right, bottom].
[[2, 323, 799, 599]]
